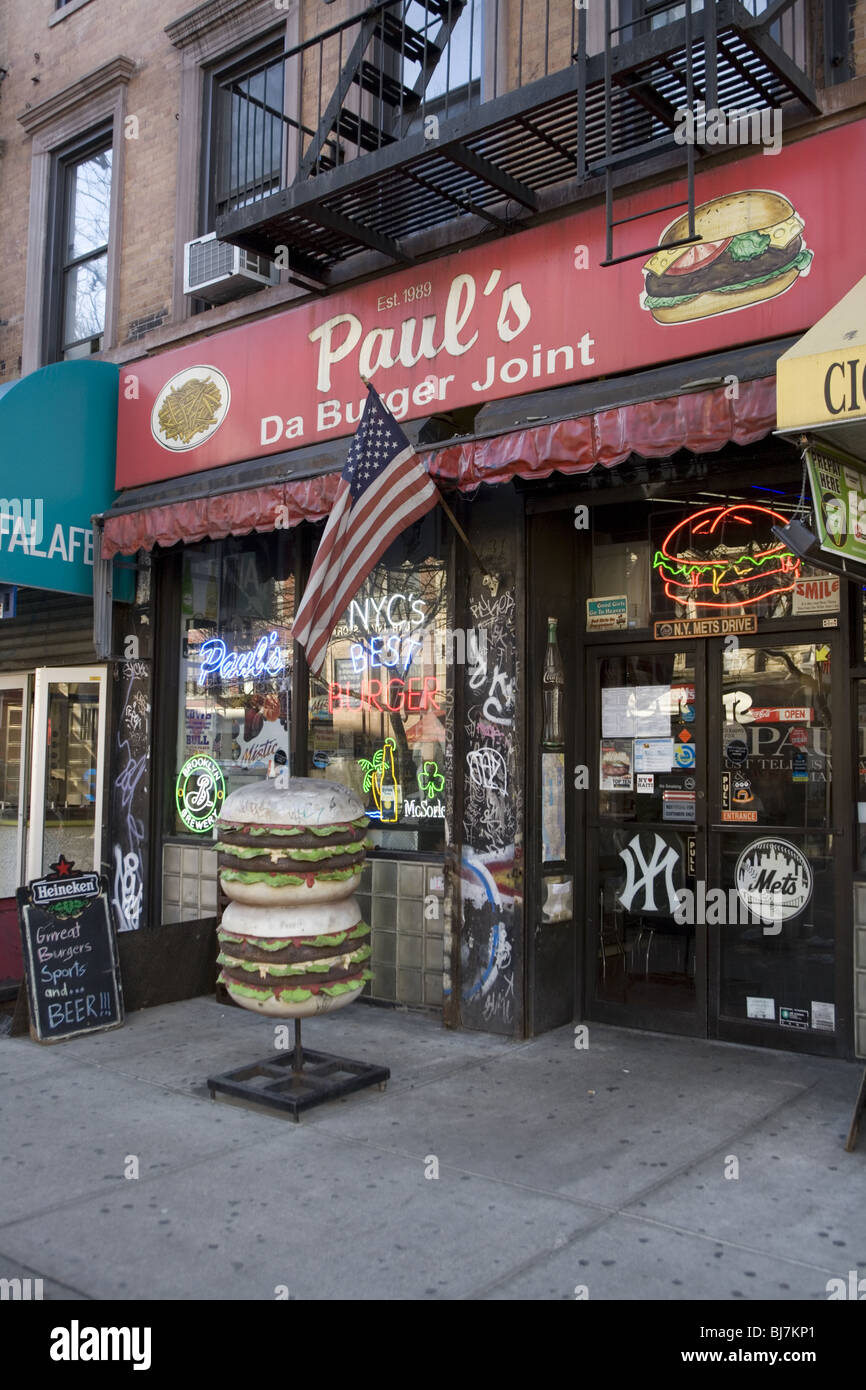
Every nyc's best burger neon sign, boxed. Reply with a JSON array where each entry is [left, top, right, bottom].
[[654, 505, 801, 611]]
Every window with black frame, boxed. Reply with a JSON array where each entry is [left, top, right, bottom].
[[175, 536, 294, 836], [205, 41, 285, 226], [306, 511, 447, 853], [46, 134, 113, 362]]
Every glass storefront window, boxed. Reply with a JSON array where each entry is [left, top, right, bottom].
[[589, 491, 842, 631], [306, 513, 446, 851], [175, 538, 294, 834]]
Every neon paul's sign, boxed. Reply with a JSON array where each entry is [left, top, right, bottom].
[[197, 630, 285, 685]]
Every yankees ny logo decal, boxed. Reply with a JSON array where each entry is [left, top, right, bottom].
[[617, 833, 680, 914]]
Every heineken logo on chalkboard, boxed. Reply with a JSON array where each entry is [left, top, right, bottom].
[[176, 754, 226, 833], [29, 856, 100, 916]]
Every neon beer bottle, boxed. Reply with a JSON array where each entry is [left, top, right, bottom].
[[377, 738, 400, 822]]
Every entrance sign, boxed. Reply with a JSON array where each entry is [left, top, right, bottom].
[[17, 861, 123, 1043], [804, 442, 866, 567], [117, 124, 866, 487]]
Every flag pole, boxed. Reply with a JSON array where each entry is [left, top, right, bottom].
[[361, 378, 494, 581]]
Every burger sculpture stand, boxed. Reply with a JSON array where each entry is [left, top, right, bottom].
[[206, 778, 390, 1120]]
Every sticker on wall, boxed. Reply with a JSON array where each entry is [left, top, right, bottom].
[[600, 739, 633, 791], [541, 875, 573, 924], [792, 751, 808, 783], [151, 366, 231, 452], [735, 837, 813, 924], [725, 738, 749, 765], [176, 754, 226, 833], [634, 738, 674, 773], [674, 743, 696, 769], [662, 790, 695, 822], [779, 1006, 810, 1030], [811, 1001, 836, 1032], [746, 996, 775, 1021], [792, 576, 840, 615], [586, 596, 628, 631], [541, 753, 566, 863], [636, 774, 655, 794]]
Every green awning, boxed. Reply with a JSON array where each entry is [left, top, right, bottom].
[[0, 361, 120, 597]]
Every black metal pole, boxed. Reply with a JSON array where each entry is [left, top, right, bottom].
[[294, 1018, 303, 1074]]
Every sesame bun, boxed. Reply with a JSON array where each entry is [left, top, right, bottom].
[[217, 776, 369, 906], [217, 896, 371, 1017], [219, 778, 364, 829], [221, 896, 364, 939]]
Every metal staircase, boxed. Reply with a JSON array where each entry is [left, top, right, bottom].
[[215, 0, 818, 287], [298, 1, 468, 179]]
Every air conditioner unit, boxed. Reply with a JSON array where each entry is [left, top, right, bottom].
[[184, 232, 278, 304]]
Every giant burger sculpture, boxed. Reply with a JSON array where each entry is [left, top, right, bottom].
[[216, 778, 373, 1017]]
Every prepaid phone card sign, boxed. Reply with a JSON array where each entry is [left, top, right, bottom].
[[17, 865, 124, 1043]]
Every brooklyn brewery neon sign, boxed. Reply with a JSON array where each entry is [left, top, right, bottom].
[[197, 631, 285, 684]]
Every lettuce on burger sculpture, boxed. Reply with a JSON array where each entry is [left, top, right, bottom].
[[216, 778, 373, 1017]]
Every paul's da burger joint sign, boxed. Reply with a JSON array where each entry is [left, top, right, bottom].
[[116, 124, 866, 490]]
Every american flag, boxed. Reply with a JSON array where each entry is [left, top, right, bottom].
[[293, 385, 440, 674]]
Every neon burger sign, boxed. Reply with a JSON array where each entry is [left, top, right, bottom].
[[654, 505, 802, 611]]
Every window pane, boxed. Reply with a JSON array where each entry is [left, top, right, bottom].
[[62, 254, 107, 347], [307, 518, 446, 851], [66, 149, 112, 260], [218, 57, 284, 213], [177, 542, 294, 833]]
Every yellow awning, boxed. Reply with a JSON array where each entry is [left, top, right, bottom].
[[777, 274, 866, 454]]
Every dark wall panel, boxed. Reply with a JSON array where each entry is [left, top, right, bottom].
[[0, 589, 96, 671]]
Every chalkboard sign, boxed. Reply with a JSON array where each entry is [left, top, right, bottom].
[[17, 857, 124, 1043]]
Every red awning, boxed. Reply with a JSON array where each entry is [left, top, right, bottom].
[[103, 376, 776, 558]]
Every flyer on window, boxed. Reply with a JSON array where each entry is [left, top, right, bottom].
[[600, 739, 633, 791]]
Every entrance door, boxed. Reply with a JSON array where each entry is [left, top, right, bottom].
[[0, 675, 31, 984], [587, 634, 843, 1048], [27, 668, 108, 881], [709, 636, 841, 1049], [589, 643, 707, 1036]]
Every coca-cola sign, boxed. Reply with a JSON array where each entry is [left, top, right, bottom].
[[115, 123, 866, 488]]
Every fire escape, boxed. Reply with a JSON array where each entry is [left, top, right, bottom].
[[214, 0, 819, 289]]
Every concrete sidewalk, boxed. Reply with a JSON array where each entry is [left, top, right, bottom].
[[1, 998, 864, 1301]]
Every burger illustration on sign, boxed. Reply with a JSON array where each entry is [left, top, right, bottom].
[[641, 190, 812, 324], [151, 365, 231, 452], [654, 505, 802, 612]]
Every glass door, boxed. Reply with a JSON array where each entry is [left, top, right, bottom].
[[587, 644, 708, 1036], [708, 636, 841, 1048], [0, 676, 31, 984], [27, 668, 108, 881]]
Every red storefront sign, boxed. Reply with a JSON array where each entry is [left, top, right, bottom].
[[116, 122, 866, 489]]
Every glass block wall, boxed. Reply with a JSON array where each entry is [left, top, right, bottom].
[[162, 842, 218, 922], [356, 858, 444, 1008]]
